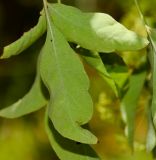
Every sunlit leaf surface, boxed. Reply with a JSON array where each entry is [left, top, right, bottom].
[[49, 3, 148, 53]]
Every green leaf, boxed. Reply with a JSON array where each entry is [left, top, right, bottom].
[[0, 71, 47, 118], [108, 65, 129, 91], [78, 50, 118, 96], [48, 3, 148, 53], [45, 109, 101, 160], [147, 28, 156, 130], [39, 11, 97, 144], [1, 14, 46, 59], [134, 0, 156, 151], [146, 108, 156, 152], [121, 72, 146, 148]]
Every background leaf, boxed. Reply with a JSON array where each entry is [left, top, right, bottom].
[[77, 49, 118, 96], [121, 71, 146, 148], [134, 0, 156, 151], [1, 14, 46, 59], [39, 11, 97, 144], [146, 108, 156, 152], [146, 28, 156, 151], [49, 3, 148, 53], [148, 28, 156, 128]]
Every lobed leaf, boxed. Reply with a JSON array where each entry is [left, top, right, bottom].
[[39, 12, 97, 144], [45, 109, 101, 160], [0, 72, 47, 118], [1, 14, 46, 59], [48, 3, 148, 53], [121, 71, 146, 148]]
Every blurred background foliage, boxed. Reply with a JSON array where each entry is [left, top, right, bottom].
[[0, 0, 156, 160]]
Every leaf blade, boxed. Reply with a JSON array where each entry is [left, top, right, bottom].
[[148, 28, 156, 129], [39, 12, 97, 144], [79, 50, 118, 96], [49, 3, 148, 53], [121, 71, 146, 148], [45, 109, 101, 160], [146, 108, 156, 152], [0, 72, 47, 118], [1, 14, 46, 59]]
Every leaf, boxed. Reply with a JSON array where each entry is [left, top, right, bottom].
[[48, 3, 148, 53], [146, 108, 156, 152], [0, 57, 47, 118], [39, 10, 97, 144], [147, 28, 156, 129], [121, 72, 146, 148], [1, 14, 46, 59], [78, 49, 118, 96], [134, 0, 156, 151], [45, 109, 101, 160], [108, 65, 129, 91]]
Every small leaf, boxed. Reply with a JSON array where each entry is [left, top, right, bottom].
[[78, 49, 118, 96], [39, 11, 97, 144], [45, 109, 101, 160], [1, 14, 46, 59], [0, 72, 47, 118], [48, 3, 148, 53], [146, 108, 156, 152], [121, 71, 146, 148]]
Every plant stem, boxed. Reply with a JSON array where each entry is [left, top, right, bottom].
[[43, 0, 48, 13], [42, 0, 51, 27], [134, 0, 150, 37], [42, 0, 55, 47]]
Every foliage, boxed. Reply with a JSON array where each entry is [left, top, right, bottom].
[[1, 0, 155, 160]]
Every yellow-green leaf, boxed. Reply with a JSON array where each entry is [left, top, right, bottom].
[[121, 72, 146, 148], [148, 28, 156, 129], [146, 109, 156, 152]]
